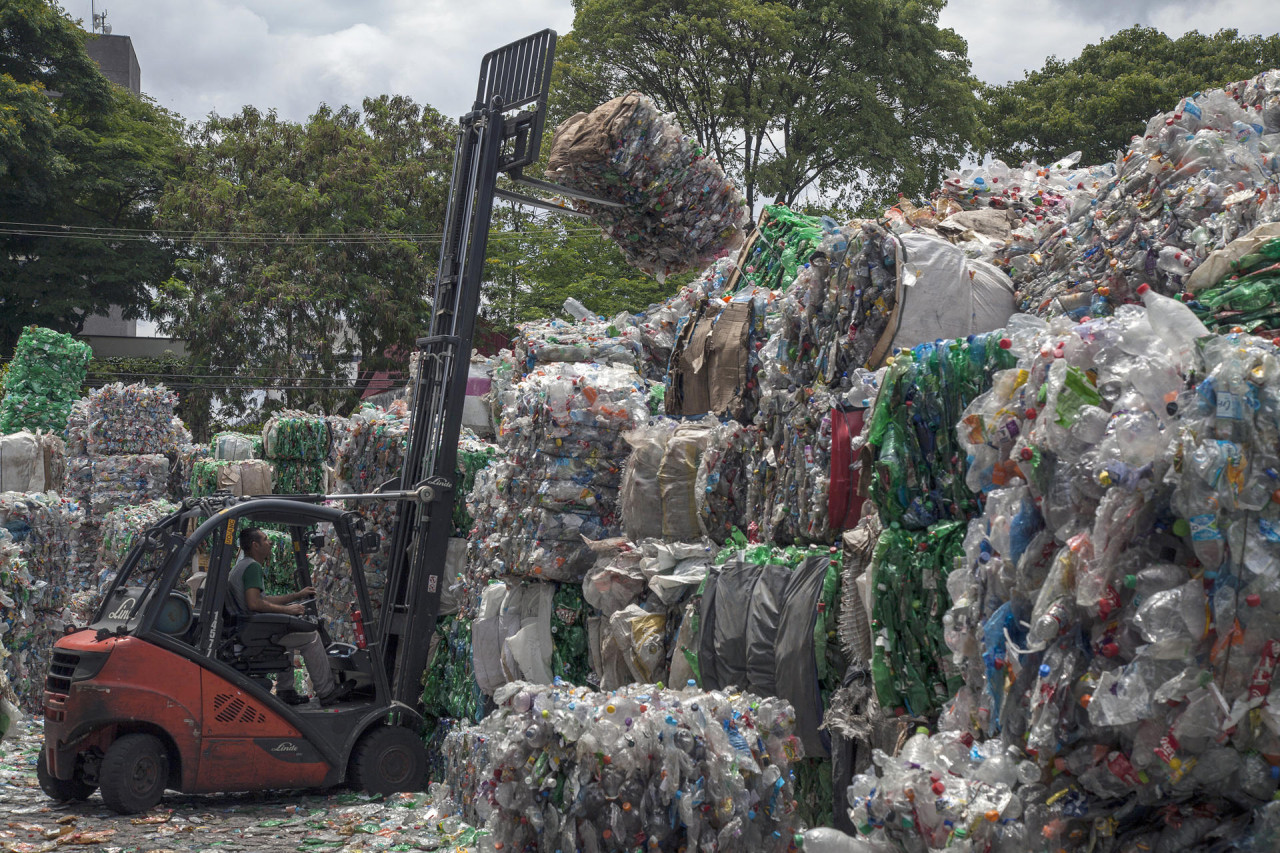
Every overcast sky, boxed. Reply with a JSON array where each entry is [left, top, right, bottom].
[[57, 0, 1271, 125]]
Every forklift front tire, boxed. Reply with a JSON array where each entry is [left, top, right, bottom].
[[99, 733, 169, 814], [36, 749, 97, 802], [350, 725, 427, 795]]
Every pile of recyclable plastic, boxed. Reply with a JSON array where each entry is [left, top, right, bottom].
[[188, 456, 274, 497], [864, 332, 1017, 530], [210, 430, 261, 461], [546, 92, 749, 281], [0, 492, 84, 711], [262, 410, 329, 494], [444, 680, 803, 852], [0, 327, 92, 434], [582, 538, 716, 691], [473, 361, 648, 584], [1189, 231, 1280, 335], [0, 528, 31, 735], [636, 257, 739, 381], [695, 422, 769, 546], [511, 312, 645, 376], [929, 71, 1280, 321], [86, 382, 178, 455], [0, 430, 64, 493], [844, 293, 1280, 850], [95, 499, 178, 591], [86, 453, 170, 516]]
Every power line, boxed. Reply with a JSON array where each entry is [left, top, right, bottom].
[[0, 220, 608, 245]]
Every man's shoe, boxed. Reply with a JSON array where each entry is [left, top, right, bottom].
[[276, 689, 309, 706], [318, 681, 355, 707]]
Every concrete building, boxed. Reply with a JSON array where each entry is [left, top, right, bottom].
[[83, 33, 140, 94], [78, 29, 187, 358]]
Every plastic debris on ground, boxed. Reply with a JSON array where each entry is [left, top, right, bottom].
[[546, 91, 749, 281], [0, 327, 92, 434], [444, 680, 802, 852]]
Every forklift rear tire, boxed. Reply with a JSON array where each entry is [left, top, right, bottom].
[[99, 733, 169, 814], [36, 749, 96, 802], [349, 725, 426, 795]]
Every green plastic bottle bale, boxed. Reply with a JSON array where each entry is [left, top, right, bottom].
[[1, 327, 92, 400], [272, 459, 326, 494], [262, 411, 330, 461], [189, 458, 231, 498], [868, 522, 966, 718]]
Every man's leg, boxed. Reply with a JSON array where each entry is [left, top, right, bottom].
[[278, 631, 336, 697]]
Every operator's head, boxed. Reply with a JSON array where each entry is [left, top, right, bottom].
[[239, 527, 268, 557]]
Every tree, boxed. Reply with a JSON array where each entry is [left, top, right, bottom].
[[482, 203, 686, 332], [0, 0, 185, 353], [985, 27, 1280, 167], [555, 0, 981, 212], [153, 97, 455, 429]]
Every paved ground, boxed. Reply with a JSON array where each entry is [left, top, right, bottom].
[[0, 720, 482, 853]]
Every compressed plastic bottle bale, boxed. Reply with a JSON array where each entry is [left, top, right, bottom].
[[85, 383, 178, 455], [0, 432, 43, 492], [658, 422, 712, 541], [620, 420, 676, 541], [261, 410, 330, 461], [87, 454, 170, 516], [62, 399, 89, 457], [210, 431, 261, 461], [443, 681, 803, 852], [272, 459, 325, 494], [96, 499, 178, 582], [0, 327, 92, 434], [546, 92, 749, 281]]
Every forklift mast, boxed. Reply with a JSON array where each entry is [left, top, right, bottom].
[[376, 30, 567, 705]]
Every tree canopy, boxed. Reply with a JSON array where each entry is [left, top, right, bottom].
[[0, 0, 184, 353], [555, 0, 982, 212], [985, 27, 1280, 167], [153, 97, 455, 425]]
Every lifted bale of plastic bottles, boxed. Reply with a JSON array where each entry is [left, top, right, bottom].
[[546, 92, 749, 282], [0, 327, 93, 434], [444, 679, 804, 852]]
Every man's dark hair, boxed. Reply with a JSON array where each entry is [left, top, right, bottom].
[[239, 526, 266, 552]]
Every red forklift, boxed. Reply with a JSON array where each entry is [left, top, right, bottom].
[[38, 29, 620, 813]]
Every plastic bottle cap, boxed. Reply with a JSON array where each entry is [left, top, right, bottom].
[[1124, 574, 1136, 588], [999, 338, 1012, 349], [931, 781, 946, 795], [1039, 664, 1051, 677], [1247, 594, 1262, 607], [1137, 283, 1151, 296]]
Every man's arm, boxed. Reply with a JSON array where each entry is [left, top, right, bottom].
[[244, 586, 306, 616]]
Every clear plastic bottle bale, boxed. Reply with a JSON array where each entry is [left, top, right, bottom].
[[443, 681, 802, 852], [85, 383, 179, 455], [546, 92, 749, 281]]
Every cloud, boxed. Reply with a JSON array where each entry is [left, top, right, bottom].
[[57, 0, 573, 122], [942, 0, 1275, 85]]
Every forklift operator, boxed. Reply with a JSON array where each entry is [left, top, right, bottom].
[[229, 527, 352, 706]]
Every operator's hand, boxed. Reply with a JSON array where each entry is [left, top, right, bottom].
[[284, 603, 305, 616], [298, 586, 316, 599]]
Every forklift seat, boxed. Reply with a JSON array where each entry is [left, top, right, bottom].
[[220, 613, 319, 677]]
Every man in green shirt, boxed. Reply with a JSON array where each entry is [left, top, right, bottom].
[[229, 527, 351, 706]]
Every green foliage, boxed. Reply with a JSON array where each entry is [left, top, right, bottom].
[[985, 27, 1280, 166], [483, 204, 690, 329], [154, 97, 455, 426], [0, 0, 185, 354], [556, 0, 981, 212]]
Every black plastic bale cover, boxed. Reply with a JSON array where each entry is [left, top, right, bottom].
[[699, 552, 832, 758]]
